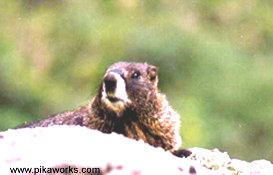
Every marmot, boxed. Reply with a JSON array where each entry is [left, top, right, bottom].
[[18, 62, 189, 156]]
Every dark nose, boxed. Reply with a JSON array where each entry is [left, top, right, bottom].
[[104, 74, 117, 93]]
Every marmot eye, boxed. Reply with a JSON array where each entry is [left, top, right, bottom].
[[131, 71, 140, 79]]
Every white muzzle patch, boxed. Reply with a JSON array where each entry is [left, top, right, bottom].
[[101, 72, 131, 114]]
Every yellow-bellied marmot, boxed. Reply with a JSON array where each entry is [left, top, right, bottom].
[[18, 62, 188, 155]]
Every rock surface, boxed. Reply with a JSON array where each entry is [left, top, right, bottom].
[[189, 147, 273, 175], [0, 125, 272, 175]]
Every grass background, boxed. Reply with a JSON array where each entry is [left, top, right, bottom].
[[0, 0, 273, 162]]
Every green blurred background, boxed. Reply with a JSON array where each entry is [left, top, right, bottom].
[[0, 0, 272, 162]]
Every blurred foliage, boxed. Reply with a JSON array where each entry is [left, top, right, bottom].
[[0, 0, 272, 162]]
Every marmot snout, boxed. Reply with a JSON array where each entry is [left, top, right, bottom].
[[17, 62, 183, 152]]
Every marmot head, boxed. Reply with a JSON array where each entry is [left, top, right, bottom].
[[97, 62, 159, 118]]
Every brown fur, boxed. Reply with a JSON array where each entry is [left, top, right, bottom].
[[18, 62, 182, 151]]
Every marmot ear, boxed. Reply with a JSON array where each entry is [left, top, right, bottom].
[[147, 65, 158, 86]]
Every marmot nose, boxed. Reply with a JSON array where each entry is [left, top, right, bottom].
[[104, 74, 117, 93]]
